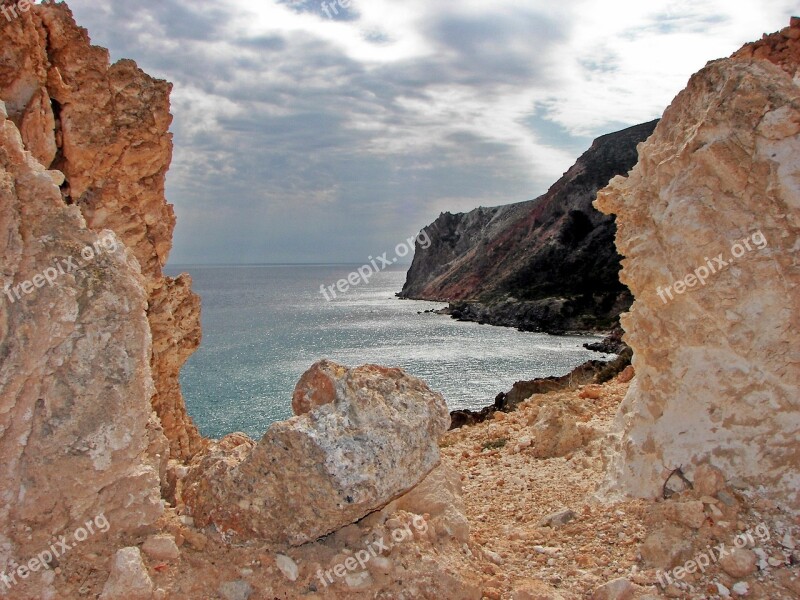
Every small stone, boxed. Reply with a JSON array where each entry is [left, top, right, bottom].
[[579, 386, 602, 400], [484, 549, 504, 565], [178, 515, 194, 527], [640, 526, 692, 569], [345, 571, 373, 589], [715, 582, 731, 597], [616, 365, 635, 383], [732, 581, 749, 596], [781, 532, 795, 550], [719, 548, 757, 578], [218, 580, 252, 600], [693, 464, 726, 497], [99, 547, 153, 600], [141, 534, 180, 561], [275, 554, 299, 581], [665, 501, 706, 529], [540, 509, 576, 528], [592, 577, 635, 600]]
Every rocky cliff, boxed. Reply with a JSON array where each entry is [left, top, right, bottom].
[[1, 2, 203, 461], [595, 19, 800, 512], [399, 120, 658, 333]]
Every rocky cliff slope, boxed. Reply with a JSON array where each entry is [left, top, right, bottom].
[[1, 2, 203, 460], [595, 19, 800, 512], [399, 120, 658, 333]]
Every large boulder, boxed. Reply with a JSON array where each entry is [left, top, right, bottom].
[[595, 21, 800, 511], [183, 361, 451, 545]]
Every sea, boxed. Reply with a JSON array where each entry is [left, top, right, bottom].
[[164, 264, 612, 440]]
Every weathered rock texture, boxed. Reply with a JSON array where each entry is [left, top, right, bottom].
[[183, 361, 451, 545], [0, 101, 163, 561], [399, 120, 658, 333], [595, 19, 800, 511], [0, 2, 203, 460]]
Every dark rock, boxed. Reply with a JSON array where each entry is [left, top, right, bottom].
[[448, 358, 613, 430], [583, 325, 628, 354]]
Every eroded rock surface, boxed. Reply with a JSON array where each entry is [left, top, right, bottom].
[[0, 101, 163, 563], [595, 20, 800, 511], [0, 2, 203, 460], [184, 361, 451, 545]]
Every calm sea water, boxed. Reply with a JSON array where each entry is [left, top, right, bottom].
[[164, 264, 612, 439]]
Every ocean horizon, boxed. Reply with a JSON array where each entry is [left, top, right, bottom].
[[166, 263, 613, 439]]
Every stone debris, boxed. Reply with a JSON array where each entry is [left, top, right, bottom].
[[99, 547, 154, 600], [275, 554, 299, 581], [141, 534, 180, 562]]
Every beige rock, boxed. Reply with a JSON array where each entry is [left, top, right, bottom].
[[591, 578, 636, 600], [99, 547, 154, 600], [511, 578, 565, 600], [141, 534, 180, 562], [386, 464, 471, 543], [719, 548, 758, 578], [184, 362, 450, 545], [640, 526, 693, 569], [693, 464, 727, 497], [529, 404, 583, 458], [663, 501, 706, 529], [595, 52, 800, 512]]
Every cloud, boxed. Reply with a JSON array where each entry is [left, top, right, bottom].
[[66, 0, 793, 263]]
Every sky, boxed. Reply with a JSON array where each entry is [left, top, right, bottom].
[[65, 0, 794, 265]]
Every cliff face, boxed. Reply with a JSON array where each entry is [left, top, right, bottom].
[[0, 98, 164, 558], [595, 20, 800, 511], [1, 3, 203, 460], [400, 120, 658, 332]]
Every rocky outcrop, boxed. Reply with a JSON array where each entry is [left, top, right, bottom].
[[0, 2, 203, 460], [400, 120, 658, 333], [183, 361, 451, 545], [0, 101, 163, 561], [595, 18, 800, 511]]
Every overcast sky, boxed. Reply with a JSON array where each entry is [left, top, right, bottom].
[[66, 0, 793, 264]]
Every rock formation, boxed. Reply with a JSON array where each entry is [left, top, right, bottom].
[[183, 361, 451, 545], [595, 18, 800, 512], [399, 120, 658, 333], [0, 2, 203, 460], [0, 99, 163, 561]]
